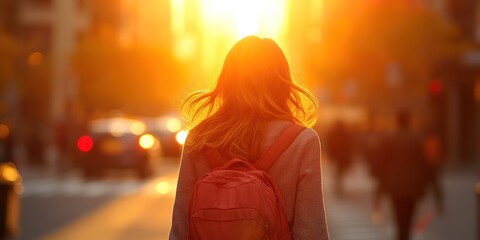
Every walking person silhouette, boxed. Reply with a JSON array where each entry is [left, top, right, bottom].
[[375, 110, 443, 240], [325, 119, 354, 197]]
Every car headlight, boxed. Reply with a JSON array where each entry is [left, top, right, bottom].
[[166, 118, 182, 132], [175, 130, 189, 145], [139, 134, 156, 149], [130, 121, 146, 135]]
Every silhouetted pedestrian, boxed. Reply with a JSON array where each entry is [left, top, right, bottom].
[[326, 119, 354, 197], [375, 110, 443, 240], [360, 115, 386, 182]]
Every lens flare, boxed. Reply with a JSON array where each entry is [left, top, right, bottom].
[[1, 165, 19, 182], [28, 52, 43, 66], [0, 124, 9, 139], [109, 121, 127, 137], [139, 134, 156, 149], [156, 181, 171, 195], [175, 130, 189, 145], [166, 118, 182, 132], [131, 121, 146, 135]]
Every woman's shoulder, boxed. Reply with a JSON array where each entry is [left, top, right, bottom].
[[268, 123, 321, 167], [294, 127, 321, 148], [298, 127, 319, 138], [266, 121, 320, 145]]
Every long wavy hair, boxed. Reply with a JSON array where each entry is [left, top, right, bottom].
[[182, 35, 318, 161]]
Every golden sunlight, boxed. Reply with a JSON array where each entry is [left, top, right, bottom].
[[187, 0, 289, 84], [155, 181, 172, 195], [199, 0, 287, 39]]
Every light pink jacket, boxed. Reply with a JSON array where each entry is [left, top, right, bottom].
[[169, 121, 330, 240]]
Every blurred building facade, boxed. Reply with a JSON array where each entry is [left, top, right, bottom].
[[0, 0, 174, 166], [316, 0, 480, 164], [7, 0, 89, 166], [395, 0, 480, 164], [436, 0, 480, 163]]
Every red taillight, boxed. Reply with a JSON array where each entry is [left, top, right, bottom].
[[77, 135, 94, 152]]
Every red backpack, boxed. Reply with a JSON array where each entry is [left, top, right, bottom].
[[188, 124, 305, 240]]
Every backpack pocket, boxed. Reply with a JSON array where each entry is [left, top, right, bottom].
[[190, 208, 268, 240]]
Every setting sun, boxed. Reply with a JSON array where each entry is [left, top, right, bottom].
[[199, 0, 287, 39]]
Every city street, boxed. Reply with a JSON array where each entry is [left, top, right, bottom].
[[322, 159, 478, 240], [18, 158, 179, 240], [2, 1, 480, 240], [16, 157, 478, 240]]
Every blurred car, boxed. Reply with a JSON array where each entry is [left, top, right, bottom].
[[0, 162, 21, 239], [141, 116, 188, 158], [0, 122, 21, 238], [75, 116, 159, 179]]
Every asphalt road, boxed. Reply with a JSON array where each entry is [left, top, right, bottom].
[[21, 195, 116, 240], [17, 159, 180, 240]]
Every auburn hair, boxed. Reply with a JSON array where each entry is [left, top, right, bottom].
[[182, 35, 318, 161]]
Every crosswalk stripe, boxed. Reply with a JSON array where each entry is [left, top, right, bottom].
[[21, 176, 150, 198]]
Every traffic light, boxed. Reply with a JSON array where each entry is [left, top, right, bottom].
[[427, 79, 446, 143], [428, 79, 443, 96]]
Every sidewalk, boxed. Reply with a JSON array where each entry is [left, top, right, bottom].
[[323, 160, 391, 240], [322, 159, 478, 240]]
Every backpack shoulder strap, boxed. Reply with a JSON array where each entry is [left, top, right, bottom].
[[254, 124, 305, 171]]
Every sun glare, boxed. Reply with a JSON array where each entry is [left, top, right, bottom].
[[170, 0, 289, 84], [200, 0, 287, 39]]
